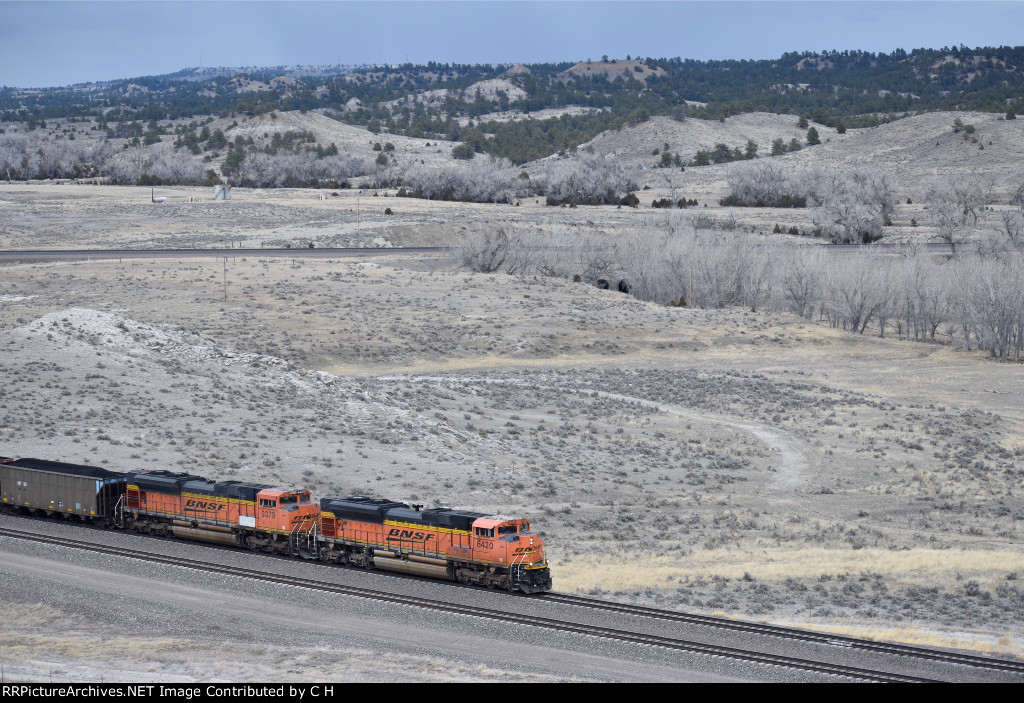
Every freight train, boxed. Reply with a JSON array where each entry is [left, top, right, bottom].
[[0, 457, 553, 594]]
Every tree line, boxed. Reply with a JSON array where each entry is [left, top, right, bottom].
[[5, 45, 1024, 149], [459, 210, 1024, 361]]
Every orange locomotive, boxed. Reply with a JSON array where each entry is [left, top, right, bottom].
[[120, 469, 552, 593], [125, 470, 320, 556], [318, 497, 552, 593]]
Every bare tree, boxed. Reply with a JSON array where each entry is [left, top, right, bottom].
[[1012, 171, 1024, 207], [0, 134, 28, 180], [857, 170, 899, 225], [541, 152, 638, 204], [953, 258, 1024, 360], [573, 233, 618, 282], [805, 168, 894, 244], [777, 246, 828, 319], [923, 175, 989, 256], [998, 209, 1024, 255], [503, 229, 549, 275], [823, 254, 893, 334], [459, 228, 509, 272], [401, 157, 522, 203], [890, 253, 948, 342], [725, 160, 795, 206], [997, 171, 1024, 255], [655, 168, 681, 204]]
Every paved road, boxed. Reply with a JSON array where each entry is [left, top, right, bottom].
[[0, 243, 974, 265], [0, 247, 450, 263]]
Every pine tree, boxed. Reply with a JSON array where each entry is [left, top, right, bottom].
[[806, 127, 821, 146]]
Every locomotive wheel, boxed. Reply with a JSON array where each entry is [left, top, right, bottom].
[[457, 570, 471, 584]]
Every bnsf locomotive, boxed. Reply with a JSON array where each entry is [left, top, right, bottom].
[[0, 457, 553, 594]]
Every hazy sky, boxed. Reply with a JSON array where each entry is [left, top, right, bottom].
[[3, 1, 1024, 88]]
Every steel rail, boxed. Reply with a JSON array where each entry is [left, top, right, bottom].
[[0, 525, 934, 683], [538, 591, 1024, 675]]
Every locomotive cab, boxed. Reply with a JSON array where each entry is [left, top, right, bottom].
[[255, 488, 319, 535], [471, 517, 552, 593]]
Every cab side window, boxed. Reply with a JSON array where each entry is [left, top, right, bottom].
[[474, 527, 494, 538], [259, 498, 277, 508]]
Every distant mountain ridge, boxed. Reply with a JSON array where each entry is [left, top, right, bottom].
[[2, 47, 1022, 168], [4, 47, 1022, 125]]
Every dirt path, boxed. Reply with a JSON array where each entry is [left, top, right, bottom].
[[592, 390, 810, 499], [396, 375, 812, 501]]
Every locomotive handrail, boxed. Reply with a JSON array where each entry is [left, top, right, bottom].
[[114, 493, 126, 529]]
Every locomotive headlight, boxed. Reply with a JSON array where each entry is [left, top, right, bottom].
[[530, 538, 534, 545]]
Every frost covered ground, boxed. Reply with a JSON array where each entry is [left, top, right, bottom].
[[2, 124, 1024, 675], [1, 250, 1022, 665]]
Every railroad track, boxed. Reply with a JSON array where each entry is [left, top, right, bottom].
[[539, 591, 1024, 676], [0, 525, 936, 682]]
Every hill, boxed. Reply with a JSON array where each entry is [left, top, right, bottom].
[[4, 46, 1024, 139]]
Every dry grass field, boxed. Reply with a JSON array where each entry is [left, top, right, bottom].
[[1, 112, 1023, 666]]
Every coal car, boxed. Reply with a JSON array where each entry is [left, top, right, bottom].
[[0, 457, 126, 526]]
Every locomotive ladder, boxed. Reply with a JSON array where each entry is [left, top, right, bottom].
[[289, 520, 319, 559], [510, 551, 528, 588]]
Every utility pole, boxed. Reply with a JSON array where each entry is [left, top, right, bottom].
[[223, 258, 227, 302]]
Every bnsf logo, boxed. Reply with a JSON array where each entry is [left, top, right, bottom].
[[388, 528, 436, 541], [185, 499, 227, 512]]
